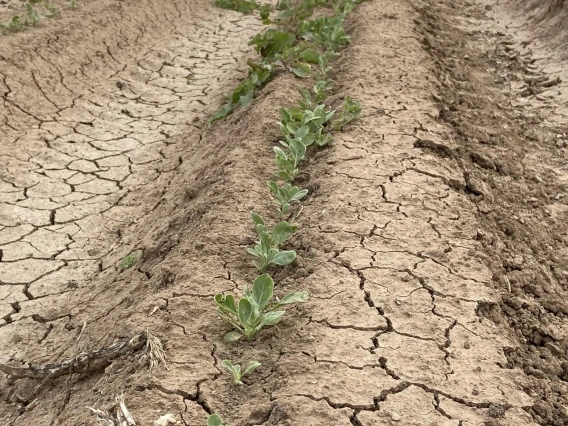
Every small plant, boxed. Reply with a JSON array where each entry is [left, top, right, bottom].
[[274, 138, 306, 182], [300, 16, 350, 51], [209, 61, 273, 125], [70, 0, 77, 10], [121, 252, 140, 269], [268, 181, 308, 217], [207, 415, 225, 426], [214, 0, 260, 14], [248, 212, 297, 271], [221, 360, 261, 385], [279, 103, 335, 147], [24, 4, 41, 25], [214, 274, 308, 341], [42, 1, 60, 18], [249, 29, 296, 59], [8, 16, 24, 32], [332, 96, 361, 130]]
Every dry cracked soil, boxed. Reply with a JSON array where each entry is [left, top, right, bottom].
[[0, 0, 567, 425]]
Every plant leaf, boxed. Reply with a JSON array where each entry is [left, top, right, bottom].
[[207, 414, 224, 426], [272, 250, 297, 266], [250, 211, 265, 226], [244, 361, 262, 375], [272, 221, 294, 246], [252, 274, 274, 310], [275, 291, 309, 306], [225, 331, 243, 342], [238, 298, 253, 327], [260, 310, 285, 326]]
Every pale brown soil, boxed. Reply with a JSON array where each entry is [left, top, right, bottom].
[[0, 0, 567, 425]]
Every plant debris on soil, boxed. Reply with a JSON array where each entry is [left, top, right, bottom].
[[0, 0, 567, 425]]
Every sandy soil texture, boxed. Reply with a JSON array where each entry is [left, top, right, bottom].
[[0, 0, 566, 425]]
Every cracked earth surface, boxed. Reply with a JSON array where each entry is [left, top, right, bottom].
[[0, 0, 567, 425]]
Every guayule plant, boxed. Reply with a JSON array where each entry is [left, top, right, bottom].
[[274, 138, 306, 182], [214, 0, 260, 14], [209, 61, 273, 125], [332, 97, 362, 130], [214, 274, 308, 341], [300, 16, 350, 51], [248, 212, 297, 271], [207, 415, 225, 426], [249, 29, 296, 59], [221, 360, 261, 385], [268, 181, 308, 217], [279, 103, 335, 147]]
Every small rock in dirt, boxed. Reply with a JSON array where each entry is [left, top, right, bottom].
[[544, 341, 564, 356], [472, 385, 479, 395], [533, 401, 553, 418], [487, 404, 505, 418], [464, 341, 471, 349], [390, 413, 401, 422], [154, 414, 179, 426]]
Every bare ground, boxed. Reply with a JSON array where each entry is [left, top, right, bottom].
[[0, 0, 567, 425]]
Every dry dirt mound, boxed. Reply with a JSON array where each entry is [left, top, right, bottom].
[[0, 0, 566, 425]]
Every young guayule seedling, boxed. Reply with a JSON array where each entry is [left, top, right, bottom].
[[214, 274, 308, 341], [221, 360, 261, 385], [247, 212, 297, 271], [279, 103, 335, 147], [121, 252, 140, 269], [332, 97, 361, 130], [207, 414, 225, 426], [268, 181, 308, 217]]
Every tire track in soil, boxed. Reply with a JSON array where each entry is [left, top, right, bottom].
[[0, 0, 556, 425], [414, 0, 568, 424]]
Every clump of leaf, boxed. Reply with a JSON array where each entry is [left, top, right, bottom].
[[24, 4, 41, 25], [268, 181, 307, 217], [42, 1, 60, 18], [300, 16, 350, 51], [248, 212, 297, 271], [214, 274, 308, 341], [332, 97, 361, 130], [274, 137, 306, 182], [249, 29, 296, 59], [221, 360, 261, 385], [279, 102, 335, 147], [121, 252, 140, 269], [207, 415, 225, 426], [209, 61, 273, 125], [213, 0, 260, 14]]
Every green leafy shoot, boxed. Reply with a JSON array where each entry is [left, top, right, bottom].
[[268, 181, 308, 217], [42, 1, 60, 18], [213, 0, 260, 14], [247, 212, 297, 272], [214, 274, 308, 341], [25, 4, 41, 25], [207, 414, 225, 426], [278, 102, 335, 147], [332, 96, 361, 130], [8, 16, 23, 32], [300, 16, 350, 52], [274, 138, 306, 182], [209, 61, 273, 125], [121, 252, 140, 269], [221, 360, 261, 385], [249, 29, 296, 59], [273, 44, 318, 78]]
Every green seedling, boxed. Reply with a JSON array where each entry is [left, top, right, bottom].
[[279, 103, 335, 147], [209, 61, 273, 125], [42, 1, 60, 17], [249, 29, 296, 59], [214, 0, 260, 13], [316, 50, 339, 81], [70, 0, 77, 10], [221, 360, 261, 385], [300, 16, 350, 51], [214, 274, 308, 341], [207, 415, 225, 426], [248, 212, 297, 271], [268, 181, 308, 217], [273, 44, 317, 78], [332, 96, 361, 130], [121, 252, 140, 269], [25, 4, 41, 25], [274, 138, 306, 182], [8, 16, 24, 32]]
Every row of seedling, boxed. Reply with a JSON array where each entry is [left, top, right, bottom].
[[209, 0, 361, 124], [0, 1, 65, 35], [208, 0, 363, 424]]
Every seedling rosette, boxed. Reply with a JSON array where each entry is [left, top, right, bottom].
[[221, 360, 261, 385], [248, 212, 297, 271], [214, 274, 308, 341]]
